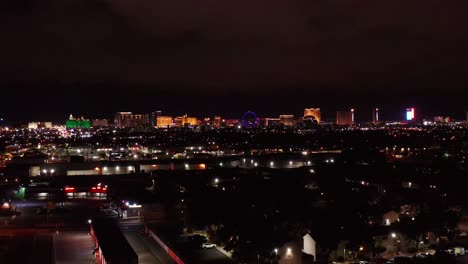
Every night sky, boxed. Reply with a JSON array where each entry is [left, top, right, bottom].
[[1, 0, 467, 122]]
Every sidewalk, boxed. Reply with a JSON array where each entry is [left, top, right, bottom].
[[183, 230, 233, 259], [216, 245, 233, 258]]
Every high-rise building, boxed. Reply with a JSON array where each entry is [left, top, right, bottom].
[[351, 108, 355, 124], [279, 115, 295, 126], [182, 116, 198, 126], [134, 114, 149, 126], [265, 118, 281, 127], [92, 119, 109, 127], [173, 117, 184, 127], [200, 117, 211, 126], [434, 116, 452, 123], [336, 111, 353, 125], [114, 112, 132, 128], [28, 122, 38, 129], [151, 111, 162, 127], [304, 108, 321, 124], [224, 119, 240, 127], [66, 114, 91, 129], [372, 108, 380, 124], [28, 122, 53, 129], [213, 116, 222, 128], [114, 112, 150, 128], [156, 116, 173, 127], [406, 108, 416, 121], [173, 115, 199, 127]]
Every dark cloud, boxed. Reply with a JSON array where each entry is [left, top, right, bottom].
[[0, 0, 467, 120]]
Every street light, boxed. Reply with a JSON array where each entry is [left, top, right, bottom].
[[88, 219, 92, 224]]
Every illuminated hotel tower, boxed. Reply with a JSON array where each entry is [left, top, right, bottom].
[[406, 108, 416, 121], [372, 108, 380, 124], [304, 108, 321, 124], [351, 108, 355, 124]]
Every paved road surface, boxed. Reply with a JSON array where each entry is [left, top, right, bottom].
[[181, 247, 232, 264], [55, 231, 95, 264], [457, 255, 468, 264], [121, 222, 174, 264]]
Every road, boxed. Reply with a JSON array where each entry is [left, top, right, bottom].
[[178, 233, 232, 264], [185, 248, 232, 264], [121, 222, 175, 264]]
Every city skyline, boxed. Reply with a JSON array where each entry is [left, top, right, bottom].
[[1, 1, 468, 263], [14, 107, 468, 130], [1, 86, 467, 124]]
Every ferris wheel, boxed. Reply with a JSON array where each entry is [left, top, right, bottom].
[[241, 111, 258, 127]]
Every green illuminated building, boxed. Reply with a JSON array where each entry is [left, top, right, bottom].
[[66, 114, 91, 129]]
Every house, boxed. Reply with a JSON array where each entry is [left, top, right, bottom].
[[382, 210, 400, 226], [278, 242, 303, 264], [303, 234, 316, 262], [278, 233, 317, 264]]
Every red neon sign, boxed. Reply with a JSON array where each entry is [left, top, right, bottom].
[[90, 185, 107, 193], [64, 187, 75, 193]]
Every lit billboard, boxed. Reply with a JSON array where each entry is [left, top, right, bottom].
[[406, 108, 415, 121]]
